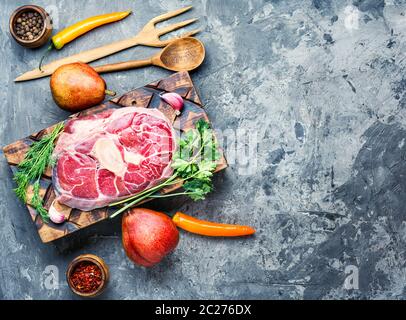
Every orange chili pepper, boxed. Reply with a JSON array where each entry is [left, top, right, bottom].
[[172, 212, 256, 237]]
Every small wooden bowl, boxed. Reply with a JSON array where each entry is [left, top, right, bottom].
[[9, 5, 53, 48], [66, 254, 109, 298]]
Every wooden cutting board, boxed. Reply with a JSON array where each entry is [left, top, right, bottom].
[[3, 71, 227, 243]]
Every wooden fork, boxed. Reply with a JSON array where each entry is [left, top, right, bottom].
[[15, 6, 200, 82]]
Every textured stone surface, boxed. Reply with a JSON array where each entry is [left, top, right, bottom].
[[0, 0, 405, 299]]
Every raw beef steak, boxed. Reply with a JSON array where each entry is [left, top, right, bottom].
[[52, 107, 176, 211]]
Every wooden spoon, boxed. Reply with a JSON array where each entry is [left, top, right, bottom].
[[93, 37, 205, 74]]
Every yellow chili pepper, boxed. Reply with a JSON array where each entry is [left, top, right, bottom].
[[39, 11, 131, 70]]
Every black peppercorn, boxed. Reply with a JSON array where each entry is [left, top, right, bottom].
[[14, 10, 44, 41]]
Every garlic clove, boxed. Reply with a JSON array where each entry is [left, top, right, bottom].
[[160, 92, 184, 115], [49, 207, 65, 224], [48, 200, 70, 224]]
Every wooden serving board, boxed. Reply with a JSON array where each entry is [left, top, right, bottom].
[[3, 71, 227, 243]]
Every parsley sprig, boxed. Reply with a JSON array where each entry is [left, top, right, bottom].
[[109, 119, 220, 218], [13, 123, 64, 222]]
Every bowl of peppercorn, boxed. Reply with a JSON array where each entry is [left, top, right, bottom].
[[9, 5, 53, 48], [67, 254, 109, 298]]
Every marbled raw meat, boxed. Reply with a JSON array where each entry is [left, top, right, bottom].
[[52, 107, 176, 211]]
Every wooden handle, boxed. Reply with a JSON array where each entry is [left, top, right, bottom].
[[94, 58, 152, 74], [15, 36, 141, 81]]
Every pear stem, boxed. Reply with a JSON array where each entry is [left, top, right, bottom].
[[39, 44, 54, 71], [105, 89, 116, 96]]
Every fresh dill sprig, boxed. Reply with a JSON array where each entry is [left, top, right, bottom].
[[13, 122, 64, 221], [31, 180, 50, 222]]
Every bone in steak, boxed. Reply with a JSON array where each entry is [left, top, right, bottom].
[[52, 107, 176, 211]]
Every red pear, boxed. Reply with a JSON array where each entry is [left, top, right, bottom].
[[122, 208, 179, 267]]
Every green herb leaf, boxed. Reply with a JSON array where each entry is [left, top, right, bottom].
[[198, 159, 217, 173], [178, 129, 199, 160], [183, 178, 213, 201], [171, 158, 190, 171], [196, 119, 210, 136], [172, 119, 219, 201]]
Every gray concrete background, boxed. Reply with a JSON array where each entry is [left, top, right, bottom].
[[0, 0, 405, 299]]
